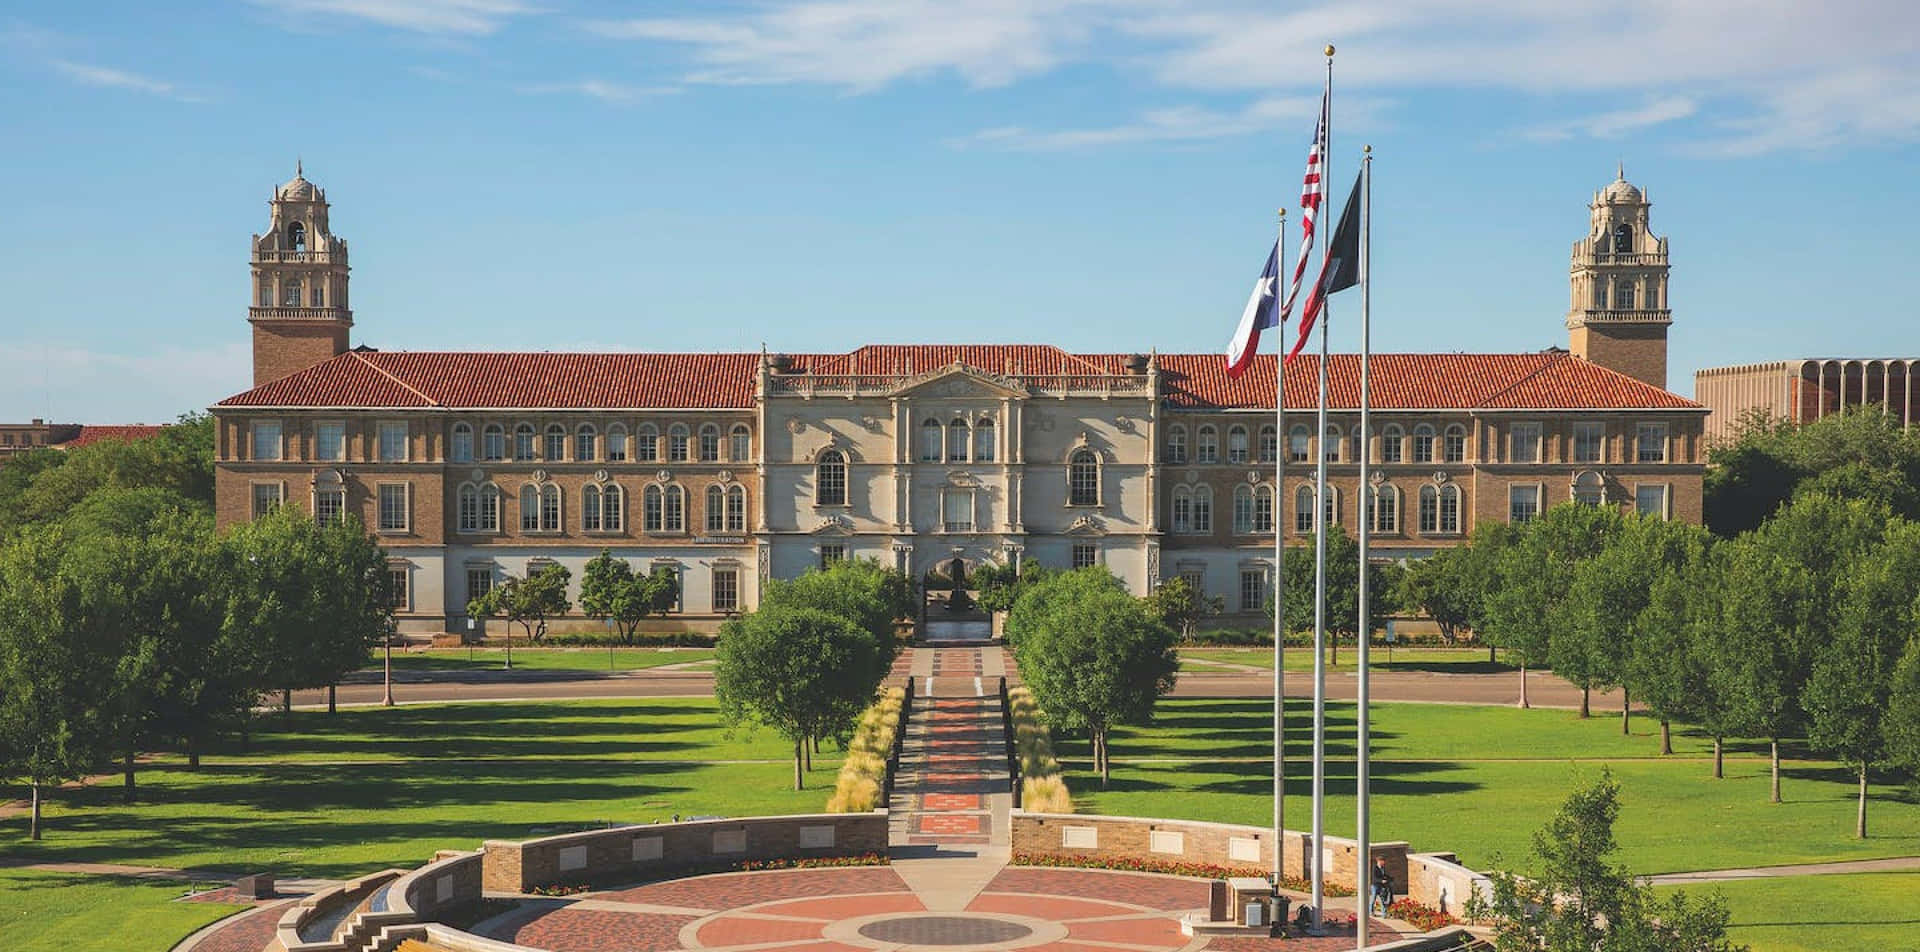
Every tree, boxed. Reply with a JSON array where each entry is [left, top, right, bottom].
[[1705, 407, 1920, 536], [1628, 531, 1732, 763], [1141, 574, 1222, 639], [470, 562, 572, 654], [1006, 567, 1177, 784], [761, 558, 915, 673], [1885, 638, 1920, 780], [0, 415, 214, 531], [1280, 529, 1393, 666], [714, 605, 881, 790], [1483, 504, 1620, 709], [1454, 521, 1520, 660], [1474, 771, 1746, 952], [579, 551, 678, 645], [976, 561, 1053, 618], [1565, 516, 1711, 731], [1396, 549, 1470, 644]]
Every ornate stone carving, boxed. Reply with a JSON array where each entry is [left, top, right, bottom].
[[593, 469, 609, 483], [656, 469, 672, 483], [1246, 471, 1261, 484], [1431, 470, 1450, 485], [717, 469, 734, 483], [1066, 514, 1107, 535], [1369, 470, 1387, 486], [758, 544, 770, 586], [532, 468, 548, 483], [786, 418, 807, 434], [469, 468, 484, 482]]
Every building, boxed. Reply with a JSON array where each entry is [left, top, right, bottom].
[[1694, 359, 1920, 444], [211, 167, 1705, 634], [0, 420, 166, 462]]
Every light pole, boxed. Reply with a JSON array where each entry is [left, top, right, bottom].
[[382, 614, 396, 707]]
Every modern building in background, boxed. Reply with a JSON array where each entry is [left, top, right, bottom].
[[0, 420, 166, 462], [1694, 359, 1920, 444], [212, 168, 1706, 633]]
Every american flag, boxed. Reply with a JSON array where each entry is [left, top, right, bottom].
[[1280, 89, 1329, 324]]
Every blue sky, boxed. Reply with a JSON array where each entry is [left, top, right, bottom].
[[3, 1, 1918, 422]]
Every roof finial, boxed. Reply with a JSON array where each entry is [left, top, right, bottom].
[[1616, 159, 1624, 181], [297, 157, 304, 178]]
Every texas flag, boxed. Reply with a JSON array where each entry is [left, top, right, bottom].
[[1223, 242, 1281, 378]]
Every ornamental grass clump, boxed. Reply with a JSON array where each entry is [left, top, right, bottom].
[[1008, 686, 1074, 814], [826, 687, 906, 812]]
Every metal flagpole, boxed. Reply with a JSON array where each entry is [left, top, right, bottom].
[[1355, 147, 1374, 949], [1273, 207, 1288, 892], [1309, 43, 1333, 936]]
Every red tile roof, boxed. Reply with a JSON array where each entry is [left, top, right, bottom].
[[56, 425, 167, 448], [215, 347, 1699, 412]]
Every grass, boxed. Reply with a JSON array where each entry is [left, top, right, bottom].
[[1178, 646, 1516, 674], [1652, 872, 1920, 952], [1058, 699, 1920, 876], [371, 646, 714, 673], [0, 868, 242, 952]]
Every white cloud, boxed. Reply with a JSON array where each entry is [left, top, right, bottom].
[[522, 79, 679, 105], [246, 0, 536, 35], [1523, 97, 1697, 143], [954, 95, 1373, 150], [50, 59, 202, 102]]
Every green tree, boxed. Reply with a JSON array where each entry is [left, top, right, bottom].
[[1395, 550, 1468, 644], [1006, 567, 1177, 783], [1705, 407, 1920, 536], [1141, 574, 1222, 639], [1627, 530, 1731, 762], [1885, 638, 1920, 779], [579, 551, 679, 645], [1565, 516, 1711, 730], [714, 605, 881, 790], [469, 562, 572, 655], [1, 415, 213, 531], [761, 558, 916, 669], [976, 561, 1053, 617], [1280, 530, 1393, 666], [1484, 504, 1620, 710]]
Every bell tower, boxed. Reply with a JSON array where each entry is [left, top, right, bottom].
[[1566, 166, 1670, 389], [249, 162, 352, 386]]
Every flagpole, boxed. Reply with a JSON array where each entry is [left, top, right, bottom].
[[1273, 206, 1288, 893], [1309, 42, 1333, 936], [1355, 146, 1374, 949]]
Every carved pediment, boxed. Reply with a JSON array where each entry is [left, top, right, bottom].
[[811, 513, 856, 536], [891, 363, 1027, 400], [1064, 514, 1108, 537]]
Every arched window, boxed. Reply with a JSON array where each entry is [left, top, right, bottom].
[[1068, 450, 1099, 506], [480, 424, 504, 461], [584, 485, 603, 532], [698, 424, 721, 462], [706, 484, 726, 533], [1322, 485, 1340, 527], [1613, 279, 1636, 310], [729, 424, 751, 463], [451, 423, 474, 463], [1443, 424, 1467, 463], [636, 423, 659, 462], [1289, 425, 1311, 462], [1295, 485, 1315, 534], [920, 420, 943, 462], [664, 485, 685, 532], [974, 417, 995, 462], [1412, 424, 1436, 463], [478, 483, 500, 531], [1611, 222, 1632, 255], [1197, 426, 1219, 464], [1232, 485, 1255, 534], [1172, 485, 1193, 533], [458, 483, 479, 531], [1382, 424, 1404, 463], [1439, 485, 1462, 533], [1254, 484, 1275, 533], [281, 275, 303, 307], [726, 485, 747, 532], [643, 484, 664, 531], [1418, 485, 1439, 534], [946, 419, 970, 462], [1192, 486, 1213, 533], [1323, 424, 1342, 462], [287, 221, 306, 251], [600, 483, 624, 531], [817, 450, 848, 506], [1228, 426, 1250, 463], [575, 424, 598, 462], [1166, 425, 1188, 464], [543, 424, 566, 461], [519, 484, 540, 531], [606, 424, 629, 462], [668, 424, 690, 462], [1258, 425, 1277, 464], [1370, 485, 1399, 533], [514, 423, 537, 461]]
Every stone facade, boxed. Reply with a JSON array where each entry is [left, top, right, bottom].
[[1695, 357, 1920, 445], [480, 812, 890, 893]]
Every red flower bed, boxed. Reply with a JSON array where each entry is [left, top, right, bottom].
[[1385, 897, 1458, 932], [1011, 851, 1354, 896]]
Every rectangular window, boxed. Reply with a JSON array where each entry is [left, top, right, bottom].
[[1509, 484, 1540, 524], [1239, 569, 1267, 613], [712, 567, 739, 613], [943, 490, 973, 532], [1510, 423, 1542, 464], [1636, 484, 1669, 519], [377, 483, 409, 531], [1573, 422, 1605, 463], [252, 421, 283, 461], [313, 422, 344, 461], [1071, 543, 1097, 570], [388, 566, 410, 612], [466, 567, 493, 606], [1180, 569, 1204, 600], [819, 544, 847, 568], [378, 422, 408, 462], [252, 482, 283, 519], [726, 488, 746, 532], [315, 487, 345, 528], [1370, 487, 1398, 533], [1636, 423, 1668, 463]]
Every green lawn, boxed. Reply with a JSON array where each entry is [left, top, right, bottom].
[[1059, 700, 1920, 876], [371, 646, 714, 673], [0, 868, 243, 952], [1653, 872, 1920, 952], [1178, 646, 1516, 674]]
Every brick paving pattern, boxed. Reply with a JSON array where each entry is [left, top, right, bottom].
[[183, 903, 282, 952], [595, 866, 909, 910], [890, 647, 1003, 849]]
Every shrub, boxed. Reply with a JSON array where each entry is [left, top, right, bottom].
[[540, 630, 717, 647], [1008, 686, 1073, 813], [1385, 897, 1458, 932], [825, 687, 906, 812]]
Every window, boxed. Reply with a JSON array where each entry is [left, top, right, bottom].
[[483, 424, 506, 461], [1574, 470, 1605, 507], [943, 489, 974, 532], [252, 421, 283, 461], [663, 485, 685, 532], [1611, 222, 1632, 254], [920, 420, 942, 461], [1418, 486, 1439, 534], [457, 484, 482, 532], [314, 422, 345, 461], [1254, 485, 1274, 533], [544, 424, 567, 461], [378, 483, 409, 531], [1323, 424, 1342, 462], [819, 544, 847, 568], [1197, 426, 1219, 464], [1232, 485, 1255, 534], [1613, 279, 1636, 309], [1228, 426, 1250, 463], [706, 485, 726, 533], [466, 567, 494, 607], [636, 424, 659, 461], [1636, 484, 1669, 518], [388, 566, 409, 612], [1240, 569, 1268, 613], [520, 484, 560, 532], [699, 424, 721, 462], [1573, 422, 1605, 463], [252, 483, 283, 519], [310, 283, 325, 307], [729, 425, 751, 463], [668, 424, 689, 462], [1068, 450, 1099, 506], [1370, 485, 1399, 533], [1295, 485, 1315, 534], [451, 423, 474, 463], [1439, 485, 1461, 533], [726, 485, 746, 532], [1166, 426, 1188, 464], [643, 485, 664, 531], [1289, 425, 1311, 463], [1412, 424, 1435, 463], [1510, 423, 1542, 464], [974, 418, 995, 462], [315, 486, 345, 528], [1636, 423, 1668, 463], [1509, 485, 1541, 524], [1172, 486, 1192, 533], [1072, 543, 1098, 570], [653, 561, 684, 613], [576, 425, 598, 462], [1180, 569, 1205, 601], [816, 451, 847, 506], [1323, 486, 1340, 527], [1443, 425, 1467, 463], [288, 220, 306, 251], [946, 419, 969, 462], [514, 424, 537, 461], [600, 483, 623, 531], [712, 567, 739, 613], [282, 275, 302, 307], [1258, 425, 1278, 463], [1382, 425, 1404, 463], [1192, 486, 1213, 533], [379, 422, 408, 462], [584, 484, 607, 532]]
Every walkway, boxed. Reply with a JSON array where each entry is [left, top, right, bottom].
[[1643, 855, 1920, 885]]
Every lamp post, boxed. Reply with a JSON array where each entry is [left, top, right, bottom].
[[382, 614, 396, 707]]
